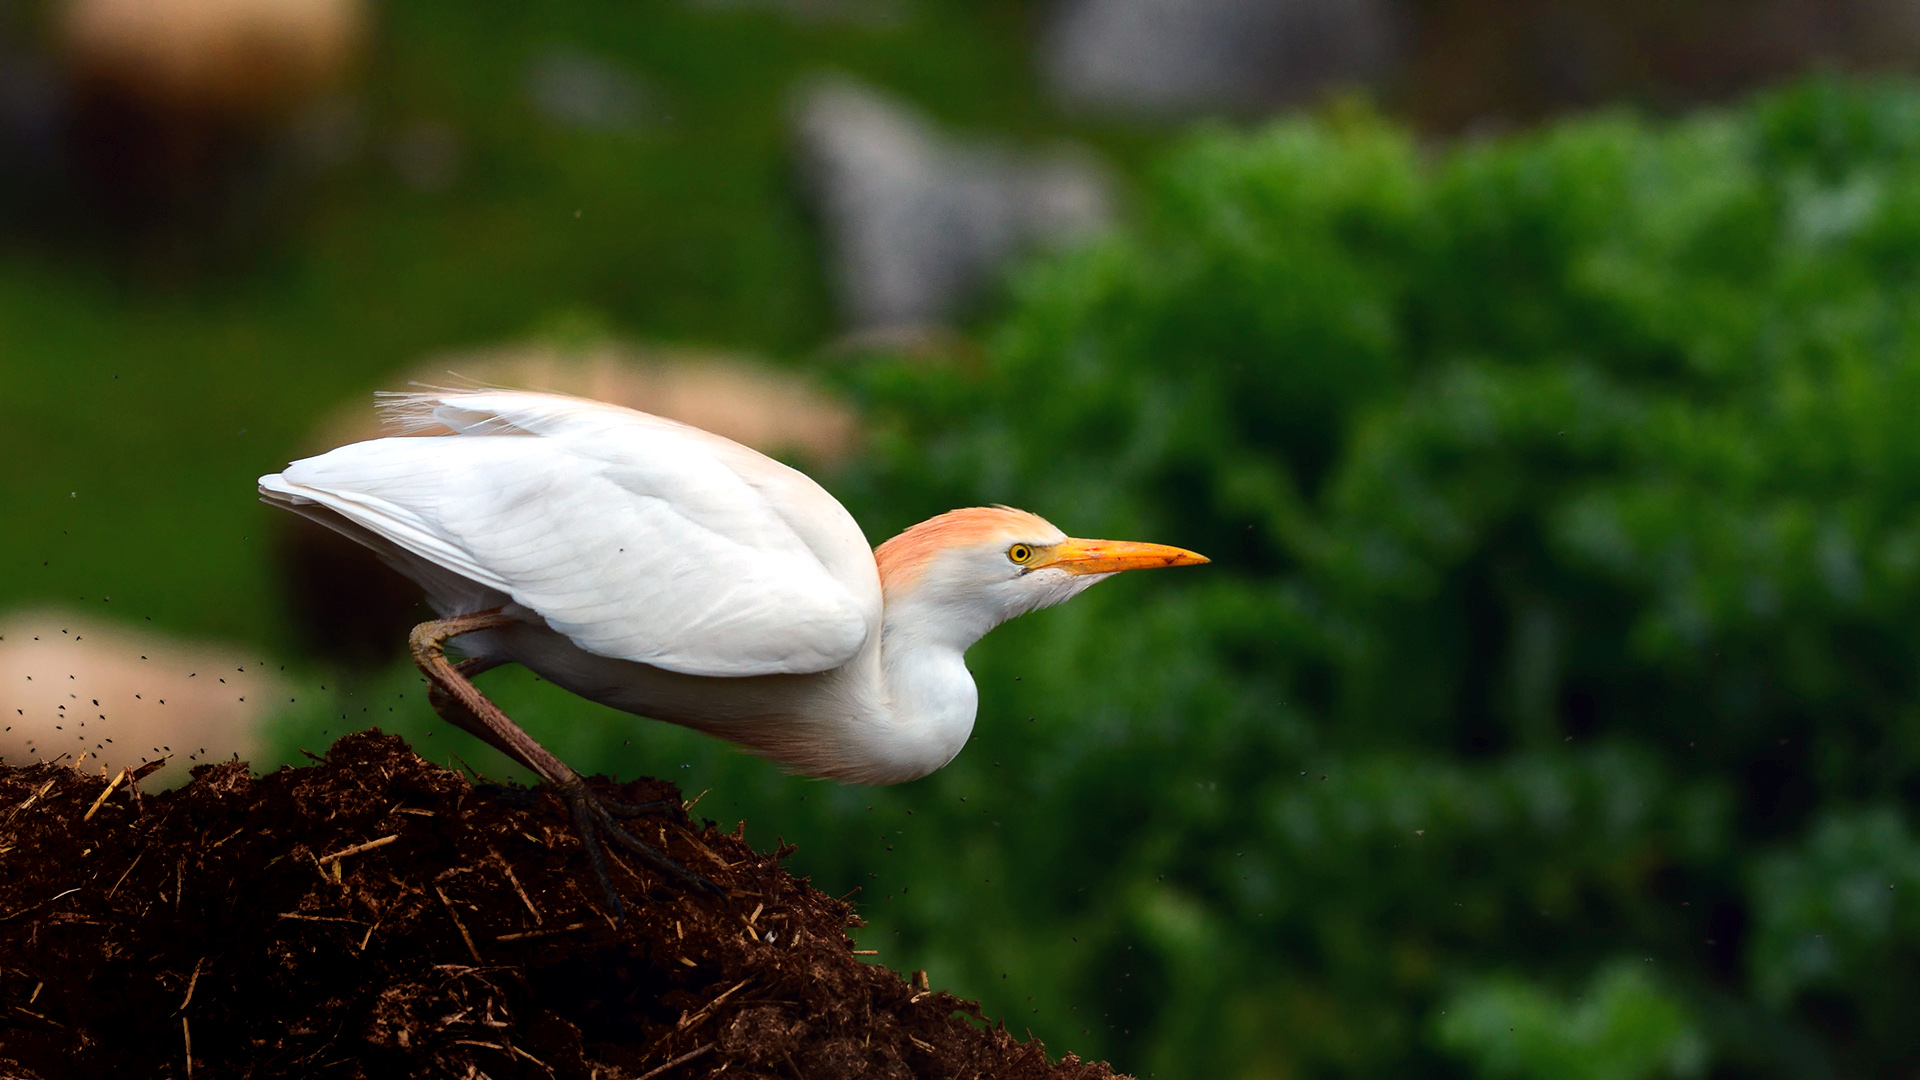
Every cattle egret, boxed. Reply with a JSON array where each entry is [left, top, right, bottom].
[[259, 389, 1205, 915]]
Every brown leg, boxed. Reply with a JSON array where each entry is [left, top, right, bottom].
[[409, 611, 718, 919], [428, 654, 671, 820], [426, 654, 515, 765]]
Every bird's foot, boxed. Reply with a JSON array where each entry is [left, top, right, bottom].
[[600, 794, 680, 819], [558, 779, 723, 922], [478, 783, 668, 818], [480, 776, 675, 810]]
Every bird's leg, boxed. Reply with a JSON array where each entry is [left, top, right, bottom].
[[410, 611, 719, 920], [427, 656, 540, 809], [426, 655, 672, 818], [425, 654, 512, 760]]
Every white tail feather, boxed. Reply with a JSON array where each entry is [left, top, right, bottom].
[[374, 385, 659, 439]]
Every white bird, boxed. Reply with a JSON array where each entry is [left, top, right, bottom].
[[259, 389, 1205, 913]]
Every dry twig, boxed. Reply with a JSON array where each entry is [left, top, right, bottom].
[[177, 957, 204, 1012], [317, 834, 399, 864], [494, 921, 590, 943], [676, 977, 751, 1032], [489, 844, 541, 924], [436, 884, 484, 964], [82, 767, 130, 821], [634, 1042, 715, 1080]]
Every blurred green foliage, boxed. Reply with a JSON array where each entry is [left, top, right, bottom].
[[9, 3, 1920, 1071], [1438, 962, 1706, 1080], [802, 80, 1920, 1078]]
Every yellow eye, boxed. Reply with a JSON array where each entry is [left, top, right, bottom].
[[1008, 543, 1033, 565]]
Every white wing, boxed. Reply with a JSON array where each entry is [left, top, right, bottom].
[[259, 390, 879, 677]]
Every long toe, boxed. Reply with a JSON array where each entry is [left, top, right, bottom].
[[561, 783, 721, 920], [599, 794, 680, 819], [587, 797, 725, 898], [474, 782, 539, 810]]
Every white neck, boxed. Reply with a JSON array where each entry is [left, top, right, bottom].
[[854, 591, 982, 783], [839, 552, 1102, 784]]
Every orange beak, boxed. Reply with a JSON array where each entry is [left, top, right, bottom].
[[1030, 538, 1210, 576]]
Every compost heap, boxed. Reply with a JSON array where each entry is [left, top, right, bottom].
[[0, 731, 1123, 1079]]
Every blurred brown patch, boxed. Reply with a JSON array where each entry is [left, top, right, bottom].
[[0, 610, 279, 784], [54, 0, 366, 237]]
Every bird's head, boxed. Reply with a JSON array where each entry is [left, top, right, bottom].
[[874, 506, 1207, 650]]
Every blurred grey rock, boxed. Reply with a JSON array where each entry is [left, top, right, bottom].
[[1043, 0, 1397, 118], [794, 75, 1112, 331], [524, 47, 656, 133]]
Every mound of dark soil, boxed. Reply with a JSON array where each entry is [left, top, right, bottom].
[[0, 732, 1123, 1079]]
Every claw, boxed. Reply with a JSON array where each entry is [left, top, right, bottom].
[[560, 781, 721, 922]]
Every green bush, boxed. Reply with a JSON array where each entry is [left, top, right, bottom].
[[802, 80, 1920, 1078], [1438, 961, 1706, 1080]]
